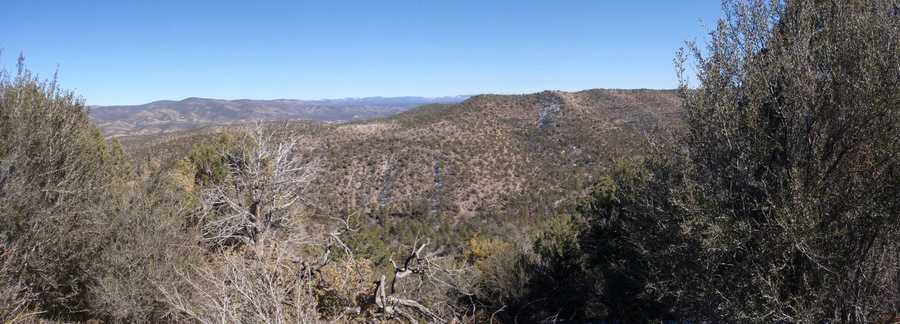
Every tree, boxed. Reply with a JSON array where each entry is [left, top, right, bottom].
[[578, 160, 704, 322], [674, 0, 900, 321], [195, 125, 320, 248]]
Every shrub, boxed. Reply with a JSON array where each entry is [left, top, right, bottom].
[[0, 53, 202, 323], [675, 0, 900, 321], [0, 53, 124, 318]]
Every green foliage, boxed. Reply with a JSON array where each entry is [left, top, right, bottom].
[[578, 157, 702, 321], [0, 54, 201, 322], [187, 131, 236, 187], [674, 0, 900, 321], [465, 243, 532, 322], [87, 167, 202, 322], [0, 54, 117, 316], [571, 0, 900, 322], [464, 214, 600, 323], [527, 214, 593, 320], [569, 2, 900, 322]]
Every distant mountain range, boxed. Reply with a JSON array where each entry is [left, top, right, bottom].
[[90, 95, 471, 136]]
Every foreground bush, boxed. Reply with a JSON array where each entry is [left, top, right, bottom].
[[576, 0, 900, 322], [678, 0, 900, 321], [0, 53, 203, 322], [0, 53, 127, 318]]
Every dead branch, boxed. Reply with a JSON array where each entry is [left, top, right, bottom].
[[340, 239, 455, 324], [199, 124, 320, 249]]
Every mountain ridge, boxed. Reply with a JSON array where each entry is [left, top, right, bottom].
[[90, 95, 472, 137]]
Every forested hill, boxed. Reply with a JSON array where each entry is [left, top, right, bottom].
[[90, 95, 469, 137], [125, 88, 682, 217]]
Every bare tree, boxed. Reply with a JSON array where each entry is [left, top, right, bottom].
[[200, 124, 320, 248], [158, 125, 332, 322], [159, 234, 330, 323], [158, 211, 372, 323]]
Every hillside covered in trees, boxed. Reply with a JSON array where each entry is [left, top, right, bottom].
[[121, 88, 681, 219], [2, 0, 899, 323]]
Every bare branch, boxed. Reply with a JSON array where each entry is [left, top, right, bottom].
[[199, 124, 320, 249]]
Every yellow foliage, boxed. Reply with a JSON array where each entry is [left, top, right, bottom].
[[172, 156, 197, 194], [463, 235, 511, 265], [317, 257, 376, 321], [320, 257, 375, 301]]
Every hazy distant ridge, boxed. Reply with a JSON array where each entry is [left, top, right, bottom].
[[90, 95, 471, 136]]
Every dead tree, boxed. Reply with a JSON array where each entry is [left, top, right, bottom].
[[200, 124, 319, 248], [337, 240, 459, 324], [159, 211, 365, 324]]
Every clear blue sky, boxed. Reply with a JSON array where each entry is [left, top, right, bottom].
[[1, 1, 724, 106]]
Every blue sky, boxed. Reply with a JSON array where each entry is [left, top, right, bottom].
[[1, 1, 724, 106]]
